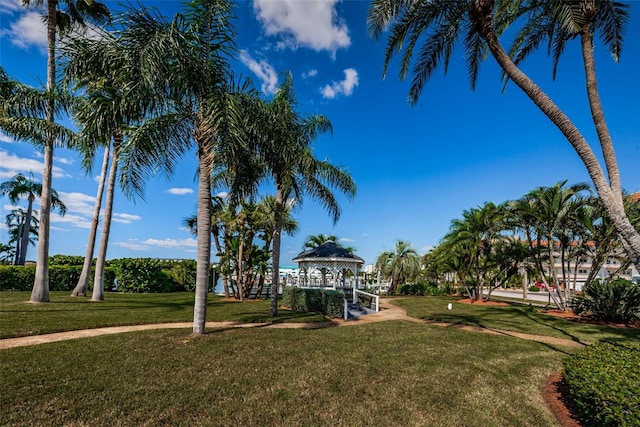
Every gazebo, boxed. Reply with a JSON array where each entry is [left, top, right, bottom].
[[292, 241, 365, 291]]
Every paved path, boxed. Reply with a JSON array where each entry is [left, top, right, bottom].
[[0, 299, 586, 350]]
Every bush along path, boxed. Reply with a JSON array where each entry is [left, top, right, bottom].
[[0, 299, 587, 350]]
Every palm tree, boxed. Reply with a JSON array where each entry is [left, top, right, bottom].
[[367, 0, 640, 264], [0, 173, 66, 265], [376, 240, 421, 295], [302, 234, 340, 250], [254, 75, 357, 316], [439, 202, 508, 300], [112, 1, 252, 334], [61, 27, 158, 300], [4, 208, 39, 265], [20, 0, 110, 302]]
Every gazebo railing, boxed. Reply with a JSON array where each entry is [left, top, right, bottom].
[[354, 289, 379, 312]]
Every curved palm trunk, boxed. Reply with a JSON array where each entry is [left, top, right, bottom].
[[269, 186, 285, 317], [18, 194, 35, 265], [479, 12, 640, 265], [193, 140, 212, 334], [73, 146, 110, 296], [31, 0, 58, 303], [92, 138, 119, 302]]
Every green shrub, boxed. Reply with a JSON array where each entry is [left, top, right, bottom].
[[282, 287, 344, 318], [322, 290, 344, 318], [48, 266, 82, 291], [49, 255, 85, 266], [397, 282, 445, 296], [110, 258, 179, 293], [564, 339, 640, 427], [357, 293, 373, 308], [0, 265, 35, 291], [528, 285, 540, 292], [570, 278, 640, 323]]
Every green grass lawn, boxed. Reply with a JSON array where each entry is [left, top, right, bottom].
[[0, 291, 327, 338], [393, 296, 640, 344], [2, 321, 567, 426], [2, 293, 638, 426]]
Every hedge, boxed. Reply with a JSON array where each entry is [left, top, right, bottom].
[[0, 257, 197, 293], [0, 265, 116, 291], [282, 286, 344, 318], [563, 339, 640, 427]]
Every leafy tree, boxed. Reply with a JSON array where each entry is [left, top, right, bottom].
[[19, 0, 110, 302], [253, 75, 357, 316], [367, 0, 640, 265], [5, 208, 39, 265], [112, 1, 253, 333], [376, 240, 421, 295], [0, 174, 66, 265]]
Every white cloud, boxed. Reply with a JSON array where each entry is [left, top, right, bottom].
[[302, 69, 318, 79], [0, 133, 14, 143], [340, 237, 356, 243], [239, 50, 278, 95], [4, 11, 47, 51], [321, 68, 359, 99], [0, 0, 23, 14], [0, 150, 67, 178], [142, 238, 197, 248], [112, 213, 142, 224], [114, 237, 197, 251], [50, 212, 92, 229], [57, 191, 96, 217], [114, 239, 150, 251], [167, 188, 194, 196], [253, 0, 350, 56]]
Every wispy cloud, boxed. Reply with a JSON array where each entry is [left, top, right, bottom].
[[167, 188, 194, 196], [0, 150, 68, 179], [302, 69, 318, 79], [0, 0, 23, 14], [239, 50, 278, 95], [253, 0, 350, 56], [114, 237, 197, 251], [112, 213, 142, 224], [2, 11, 47, 52], [0, 133, 14, 143], [321, 68, 359, 99]]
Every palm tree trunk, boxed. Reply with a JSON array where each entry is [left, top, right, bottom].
[[480, 16, 640, 264], [193, 140, 212, 334], [14, 225, 21, 265], [31, 0, 58, 303], [18, 194, 34, 265], [269, 186, 285, 317], [73, 145, 109, 296], [92, 138, 119, 302], [580, 19, 622, 205]]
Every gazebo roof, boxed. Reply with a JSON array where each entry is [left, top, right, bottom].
[[293, 241, 364, 264]]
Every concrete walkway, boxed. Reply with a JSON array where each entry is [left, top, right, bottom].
[[0, 299, 587, 350]]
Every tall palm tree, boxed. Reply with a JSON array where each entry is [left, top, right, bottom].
[[113, 1, 251, 334], [0, 173, 66, 265], [376, 240, 421, 295], [4, 208, 39, 265], [20, 0, 110, 302], [61, 27, 158, 300], [255, 75, 357, 316], [367, 0, 640, 264]]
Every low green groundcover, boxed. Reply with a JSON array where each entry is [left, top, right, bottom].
[[564, 339, 640, 427]]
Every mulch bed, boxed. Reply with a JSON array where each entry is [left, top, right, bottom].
[[543, 373, 582, 427]]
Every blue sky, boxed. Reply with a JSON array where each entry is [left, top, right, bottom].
[[1, 0, 639, 267]]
